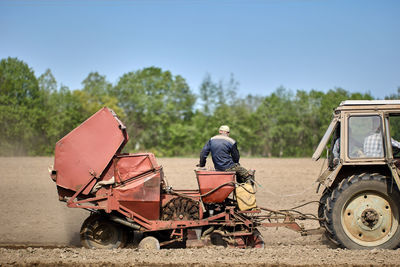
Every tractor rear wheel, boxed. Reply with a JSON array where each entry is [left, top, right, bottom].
[[319, 188, 340, 245], [324, 173, 400, 249], [80, 214, 127, 249], [318, 188, 330, 227]]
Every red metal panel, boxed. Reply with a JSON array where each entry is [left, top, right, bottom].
[[196, 171, 235, 203], [54, 107, 127, 194], [115, 154, 158, 183], [113, 171, 161, 220]]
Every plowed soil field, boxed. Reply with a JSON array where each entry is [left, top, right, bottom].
[[1, 157, 399, 266]]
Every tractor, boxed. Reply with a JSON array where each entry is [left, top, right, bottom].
[[314, 100, 400, 249]]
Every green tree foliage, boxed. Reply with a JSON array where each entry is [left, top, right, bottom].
[[42, 86, 89, 154], [0, 57, 45, 155], [38, 68, 57, 94], [112, 67, 196, 155], [196, 74, 246, 149], [254, 87, 294, 157], [199, 73, 238, 116], [385, 87, 400, 139], [252, 87, 373, 157], [385, 87, 400, 100], [0, 57, 393, 157], [76, 72, 124, 118], [37, 69, 89, 154]]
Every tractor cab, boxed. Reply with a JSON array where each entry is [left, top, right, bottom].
[[313, 100, 400, 188]]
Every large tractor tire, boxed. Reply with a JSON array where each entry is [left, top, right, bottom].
[[318, 188, 330, 227], [80, 214, 127, 249], [319, 188, 341, 246], [323, 173, 400, 249]]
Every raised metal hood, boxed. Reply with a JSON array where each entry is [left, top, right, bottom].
[[53, 107, 128, 194]]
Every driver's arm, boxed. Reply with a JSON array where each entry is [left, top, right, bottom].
[[391, 138, 400, 149], [332, 138, 340, 160]]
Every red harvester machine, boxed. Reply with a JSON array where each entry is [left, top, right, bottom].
[[50, 108, 319, 249]]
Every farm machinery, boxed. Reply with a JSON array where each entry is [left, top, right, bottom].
[[314, 100, 400, 249], [50, 107, 319, 249]]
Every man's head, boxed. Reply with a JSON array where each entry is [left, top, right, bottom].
[[371, 116, 381, 133], [219, 125, 230, 136]]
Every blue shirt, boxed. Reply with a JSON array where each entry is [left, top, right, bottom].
[[199, 134, 240, 171]]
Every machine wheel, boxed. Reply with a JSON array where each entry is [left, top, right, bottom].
[[161, 197, 199, 221], [324, 173, 400, 249], [80, 214, 127, 249], [229, 229, 265, 249], [138, 236, 160, 250], [244, 229, 265, 248], [210, 231, 228, 247]]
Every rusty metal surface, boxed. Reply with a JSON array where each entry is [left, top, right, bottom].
[[196, 170, 235, 203], [342, 191, 397, 246], [115, 154, 159, 183], [113, 170, 162, 220], [54, 107, 127, 195]]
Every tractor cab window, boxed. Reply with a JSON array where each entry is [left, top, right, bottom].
[[388, 115, 400, 158], [328, 122, 340, 169], [348, 115, 384, 158]]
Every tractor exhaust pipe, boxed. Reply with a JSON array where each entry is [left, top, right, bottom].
[[110, 216, 141, 230]]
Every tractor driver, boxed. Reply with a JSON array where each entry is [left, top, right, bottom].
[[364, 117, 400, 158], [198, 125, 252, 183]]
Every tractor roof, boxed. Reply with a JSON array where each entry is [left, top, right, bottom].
[[340, 100, 400, 106], [336, 100, 400, 112]]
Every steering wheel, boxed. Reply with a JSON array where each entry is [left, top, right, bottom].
[[349, 148, 365, 158]]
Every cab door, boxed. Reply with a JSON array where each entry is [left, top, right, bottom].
[[343, 113, 386, 164], [312, 115, 339, 161], [312, 115, 340, 187], [384, 113, 400, 188]]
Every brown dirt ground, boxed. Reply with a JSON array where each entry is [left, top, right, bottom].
[[1, 157, 400, 266]]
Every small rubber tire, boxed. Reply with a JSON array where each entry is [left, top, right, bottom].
[[138, 236, 160, 250], [80, 214, 127, 249], [324, 173, 400, 249]]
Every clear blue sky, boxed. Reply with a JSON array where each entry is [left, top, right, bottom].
[[1, 0, 399, 99]]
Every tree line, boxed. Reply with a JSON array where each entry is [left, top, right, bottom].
[[0, 57, 398, 157]]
